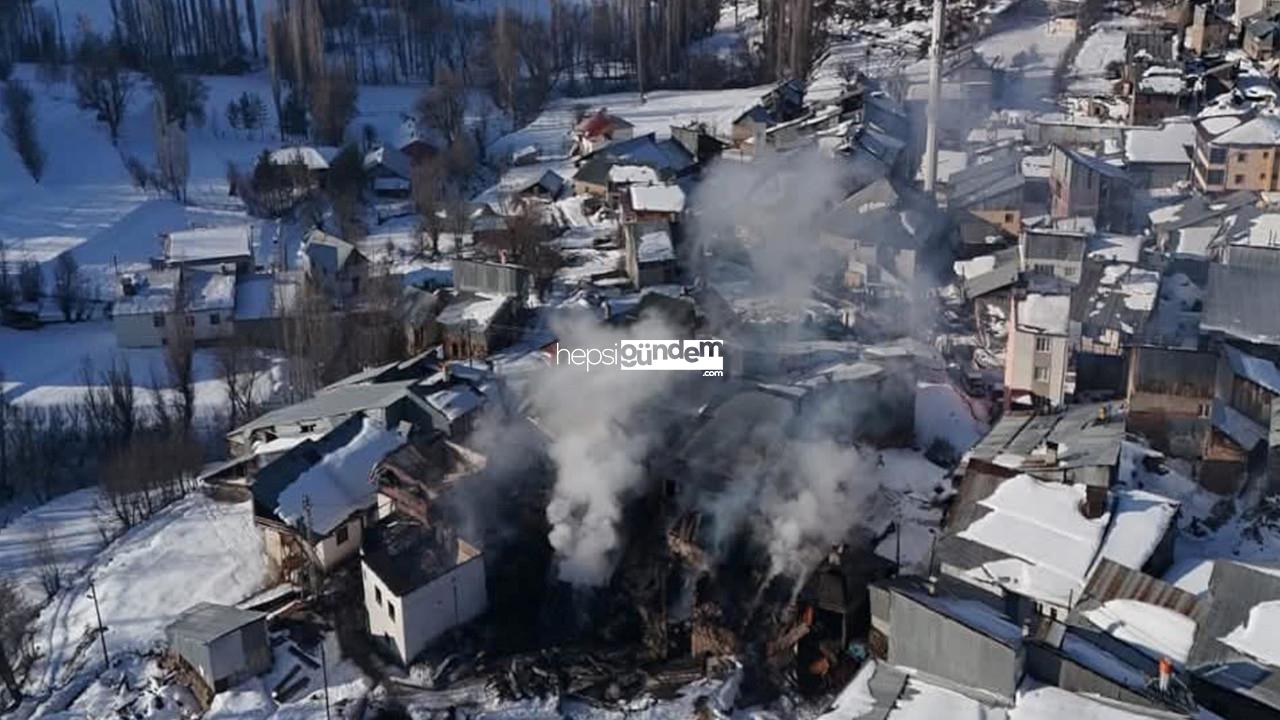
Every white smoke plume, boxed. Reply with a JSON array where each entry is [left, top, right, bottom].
[[533, 312, 681, 586], [757, 440, 882, 579]]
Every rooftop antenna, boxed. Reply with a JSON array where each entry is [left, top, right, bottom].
[[923, 0, 946, 193]]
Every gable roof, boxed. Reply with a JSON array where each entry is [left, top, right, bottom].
[[167, 602, 266, 644], [165, 225, 254, 265], [304, 229, 365, 273]]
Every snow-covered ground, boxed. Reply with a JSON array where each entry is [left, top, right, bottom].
[[0, 488, 112, 606]]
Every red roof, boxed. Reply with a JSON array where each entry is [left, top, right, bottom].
[[576, 109, 630, 138]]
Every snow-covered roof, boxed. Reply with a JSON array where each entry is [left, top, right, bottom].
[[958, 475, 1108, 606], [1087, 234, 1144, 264], [1137, 66, 1186, 95], [637, 229, 676, 263], [607, 165, 659, 185], [436, 292, 510, 330], [165, 225, 253, 265], [1210, 111, 1280, 146], [1124, 120, 1194, 165], [424, 386, 484, 423], [1017, 293, 1071, 335], [113, 268, 235, 316], [273, 417, 403, 536], [269, 145, 337, 170], [1098, 488, 1179, 569], [1082, 599, 1196, 664], [1222, 600, 1280, 666], [629, 184, 687, 214]]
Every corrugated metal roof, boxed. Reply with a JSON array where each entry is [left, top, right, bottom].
[[1189, 561, 1280, 710], [167, 602, 265, 644], [1203, 262, 1280, 345]]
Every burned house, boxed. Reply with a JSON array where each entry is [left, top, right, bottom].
[[250, 414, 406, 579], [1049, 146, 1133, 233], [361, 513, 487, 665], [819, 178, 948, 297], [1244, 16, 1280, 61], [372, 434, 485, 526], [1070, 261, 1160, 396]]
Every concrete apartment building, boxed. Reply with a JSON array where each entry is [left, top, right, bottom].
[[1194, 109, 1280, 193]]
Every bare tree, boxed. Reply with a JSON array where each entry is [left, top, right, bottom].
[[153, 96, 190, 203], [16, 260, 39, 303], [415, 67, 466, 145], [215, 336, 266, 430], [2, 78, 45, 182], [165, 281, 198, 433], [412, 156, 447, 257], [100, 433, 203, 529], [52, 251, 81, 323], [72, 29, 133, 144], [32, 524, 62, 598], [310, 64, 358, 146]]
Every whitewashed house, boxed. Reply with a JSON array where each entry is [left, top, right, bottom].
[[362, 514, 487, 665], [113, 267, 236, 348]]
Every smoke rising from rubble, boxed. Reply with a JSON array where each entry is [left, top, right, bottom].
[[688, 146, 866, 311], [533, 312, 683, 586]]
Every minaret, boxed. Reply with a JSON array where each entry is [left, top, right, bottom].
[[923, 0, 946, 193]]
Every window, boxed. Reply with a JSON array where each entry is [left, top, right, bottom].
[[1238, 152, 1248, 162], [1003, 212, 1015, 223], [388, 602, 396, 621], [185, 314, 195, 327], [1198, 403, 1211, 419], [152, 313, 165, 328], [1063, 266, 1076, 277], [1034, 366, 1050, 382], [1265, 152, 1271, 159], [1033, 263, 1054, 275], [335, 524, 349, 545], [1208, 169, 1225, 184], [375, 586, 382, 605], [299, 423, 316, 433], [209, 313, 220, 325], [1235, 174, 1245, 185], [1209, 147, 1227, 163], [1035, 336, 1052, 352]]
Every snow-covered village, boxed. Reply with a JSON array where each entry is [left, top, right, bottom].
[[2, 0, 1280, 718]]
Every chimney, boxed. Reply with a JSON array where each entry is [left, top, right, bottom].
[[1034, 440, 1059, 465], [1083, 484, 1108, 520]]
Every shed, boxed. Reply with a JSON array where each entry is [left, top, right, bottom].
[[166, 602, 271, 693]]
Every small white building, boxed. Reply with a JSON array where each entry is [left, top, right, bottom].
[[1005, 293, 1073, 409], [362, 514, 487, 665], [112, 267, 236, 348]]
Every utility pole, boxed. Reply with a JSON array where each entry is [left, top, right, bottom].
[[302, 496, 319, 599], [317, 634, 332, 720], [88, 579, 109, 666], [923, 0, 946, 193]]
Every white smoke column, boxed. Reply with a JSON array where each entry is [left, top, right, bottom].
[[758, 440, 881, 580], [534, 313, 680, 586]]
